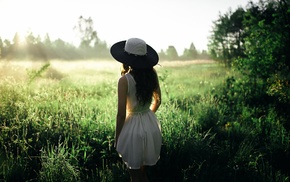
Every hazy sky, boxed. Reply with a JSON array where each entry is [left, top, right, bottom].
[[0, 0, 256, 54]]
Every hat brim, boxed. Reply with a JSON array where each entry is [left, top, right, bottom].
[[110, 40, 159, 68]]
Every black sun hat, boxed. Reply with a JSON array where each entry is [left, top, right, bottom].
[[110, 38, 159, 68]]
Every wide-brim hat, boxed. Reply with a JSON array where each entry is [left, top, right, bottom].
[[110, 38, 159, 68]]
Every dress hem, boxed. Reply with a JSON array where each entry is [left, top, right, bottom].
[[118, 153, 160, 169]]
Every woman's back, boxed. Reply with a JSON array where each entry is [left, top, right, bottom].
[[116, 73, 162, 169], [125, 73, 151, 113], [111, 37, 162, 180]]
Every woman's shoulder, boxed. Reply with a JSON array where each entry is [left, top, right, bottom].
[[118, 75, 128, 85]]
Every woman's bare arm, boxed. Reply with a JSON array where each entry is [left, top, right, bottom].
[[150, 70, 162, 113], [115, 76, 127, 147]]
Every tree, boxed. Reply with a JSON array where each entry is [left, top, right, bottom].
[[74, 16, 99, 48], [73, 16, 110, 59], [166, 45, 179, 60], [181, 43, 198, 60], [2, 39, 12, 58], [237, 0, 290, 102], [11, 32, 27, 58], [43, 33, 54, 59], [43, 33, 52, 47], [158, 49, 167, 60], [208, 7, 246, 67], [93, 40, 110, 58], [22, 32, 47, 60], [199, 50, 210, 60], [12, 32, 21, 46]]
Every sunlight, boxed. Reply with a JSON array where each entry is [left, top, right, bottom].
[[0, 0, 256, 53], [15, 30, 28, 46]]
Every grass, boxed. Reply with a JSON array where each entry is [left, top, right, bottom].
[[0, 59, 289, 181]]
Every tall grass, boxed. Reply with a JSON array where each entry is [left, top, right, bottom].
[[0, 59, 289, 181]]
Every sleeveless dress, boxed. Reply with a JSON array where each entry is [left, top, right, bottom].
[[116, 73, 162, 169]]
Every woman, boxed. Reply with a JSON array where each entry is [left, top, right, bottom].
[[110, 38, 162, 182]]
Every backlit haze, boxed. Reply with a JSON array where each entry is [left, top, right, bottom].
[[0, 0, 256, 54]]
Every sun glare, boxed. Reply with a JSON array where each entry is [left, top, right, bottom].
[[14, 30, 28, 46], [18, 31, 26, 46]]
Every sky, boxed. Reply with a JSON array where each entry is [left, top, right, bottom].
[[0, 0, 256, 54]]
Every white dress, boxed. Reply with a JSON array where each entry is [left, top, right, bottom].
[[116, 73, 162, 169]]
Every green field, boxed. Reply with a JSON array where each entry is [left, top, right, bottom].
[[0, 60, 289, 181]]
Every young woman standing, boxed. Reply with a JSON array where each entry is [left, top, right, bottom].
[[110, 38, 162, 182]]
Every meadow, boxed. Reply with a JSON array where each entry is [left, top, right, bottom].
[[0, 59, 289, 181]]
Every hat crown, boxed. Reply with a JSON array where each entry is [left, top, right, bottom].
[[124, 38, 147, 56]]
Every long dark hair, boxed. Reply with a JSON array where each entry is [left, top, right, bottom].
[[121, 64, 158, 105], [121, 64, 130, 76], [131, 67, 158, 106]]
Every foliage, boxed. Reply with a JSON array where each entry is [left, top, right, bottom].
[[27, 63, 50, 84], [208, 7, 246, 67], [180, 43, 199, 60], [39, 138, 80, 182], [73, 16, 110, 59], [1, 22, 209, 61], [209, 0, 290, 131], [0, 16, 110, 60], [239, 0, 290, 129], [1, 1, 290, 180], [165, 45, 179, 60], [159, 44, 210, 61], [0, 59, 289, 181], [74, 16, 99, 48]]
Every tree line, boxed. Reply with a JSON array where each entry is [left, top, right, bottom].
[[207, 0, 290, 177], [209, 0, 290, 130], [0, 16, 209, 61]]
